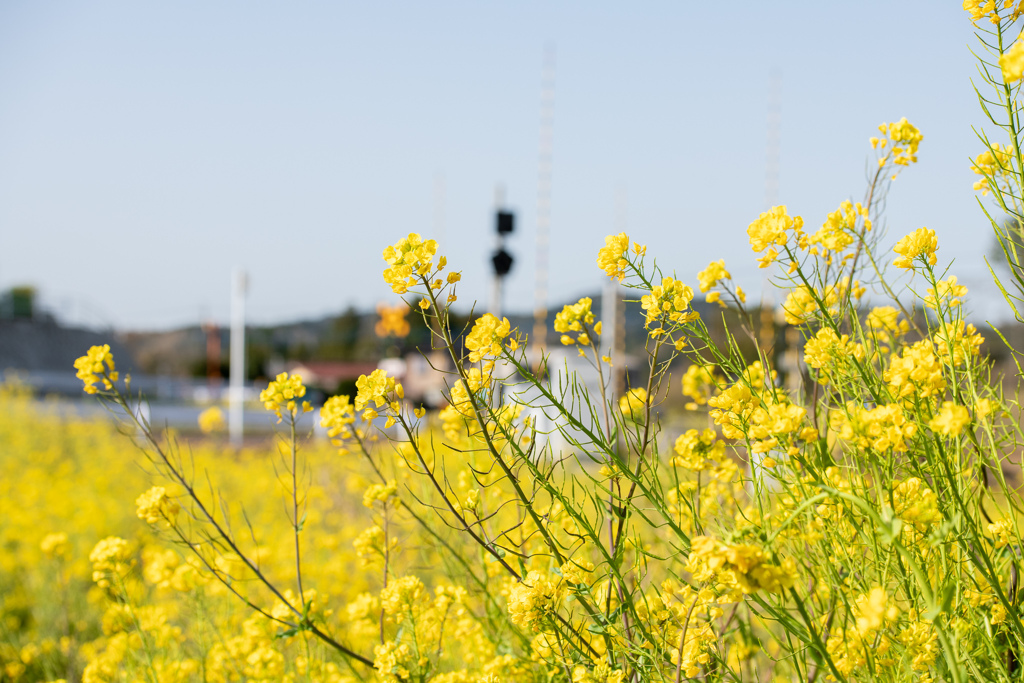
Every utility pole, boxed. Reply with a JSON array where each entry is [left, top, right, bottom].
[[229, 268, 247, 447], [202, 321, 221, 387], [490, 185, 514, 317], [600, 279, 625, 400]]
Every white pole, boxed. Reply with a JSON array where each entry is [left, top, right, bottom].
[[491, 185, 506, 317], [490, 273, 503, 318], [229, 268, 247, 447]]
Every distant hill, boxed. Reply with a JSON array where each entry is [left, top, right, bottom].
[[0, 318, 133, 375]]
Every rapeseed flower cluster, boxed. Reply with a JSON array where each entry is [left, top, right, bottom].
[[825, 587, 902, 677], [680, 363, 718, 410], [618, 387, 648, 421], [74, 344, 119, 394], [865, 306, 910, 356], [697, 259, 747, 307], [320, 394, 357, 450], [259, 371, 311, 419], [805, 200, 870, 262], [964, 0, 1024, 25], [892, 477, 943, 535], [553, 297, 597, 346], [697, 259, 730, 293], [780, 279, 856, 324], [507, 571, 566, 632], [596, 232, 630, 281], [375, 301, 411, 338], [925, 276, 968, 311], [354, 368, 403, 423], [746, 205, 804, 268], [1001, 33, 1024, 82], [927, 401, 971, 437], [382, 233, 440, 294], [684, 536, 797, 602], [803, 327, 864, 385], [892, 227, 938, 269], [89, 536, 132, 588], [871, 117, 923, 167], [832, 402, 919, 453], [135, 486, 180, 526], [971, 142, 1015, 194], [197, 405, 225, 433], [884, 340, 946, 399], [640, 276, 697, 330], [933, 320, 985, 367], [465, 313, 512, 363], [671, 428, 725, 470]]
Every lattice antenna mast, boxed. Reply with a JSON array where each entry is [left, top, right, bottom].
[[531, 45, 556, 362], [764, 68, 782, 213], [759, 69, 783, 372], [433, 173, 446, 249], [760, 69, 783, 311]]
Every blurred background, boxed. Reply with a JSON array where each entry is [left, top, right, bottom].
[[0, 1, 1013, 431]]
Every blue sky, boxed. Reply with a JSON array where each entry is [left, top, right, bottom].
[[0, 1, 1007, 330]]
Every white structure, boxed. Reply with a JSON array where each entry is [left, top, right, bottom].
[[229, 268, 247, 447]]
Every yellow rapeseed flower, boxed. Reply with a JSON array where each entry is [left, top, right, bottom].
[[893, 477, 943, 533], [619, 387, 648, 421], [375, 302, 411, 338], [382, 233, 440, 294], [681, 364, 717, 410], [964, 0, 1024, 25], [354, 369, 402, 421], [697, 260, 731, 292], [465, 314, 512, 363], [928, 401, 971, 437], [684, 536, 796, 602], [640, 277, 697, 327], [381, 575, 426, 621], [806, 200, 869, 258], [803, 328, 863, 385], [507, 570, 566, 631], [74, 344, 118, 394], [671, 429, 725, 470], [874, 118, 923, 167], [925, 276, 968, 310], [1001, 34, 1024, 83], [553, 297, 597, 345], [197, 405, 226, 434], [40, 532, 68, 559], [884, 340, 946, 399], [933, 320, 984, 367], [832, 402, 917, 453], [781, 286, 817, 325], [971, 143, 1014, 194], [90, 536, 132, 588], [596, 233, 630, 281], [135, 486, 180, 526], [747, 206, 804, 268], [363, 480, 398, 508], [260, 372, 309, 420], [321, 394, 356, 451], [892, 227, 938, 270], [866, 306, 909, 343]]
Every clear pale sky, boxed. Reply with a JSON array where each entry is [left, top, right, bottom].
[[0, 1, 1007, 330]]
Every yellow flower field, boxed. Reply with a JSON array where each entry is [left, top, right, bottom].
[[7, 4, 1024, 682]]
